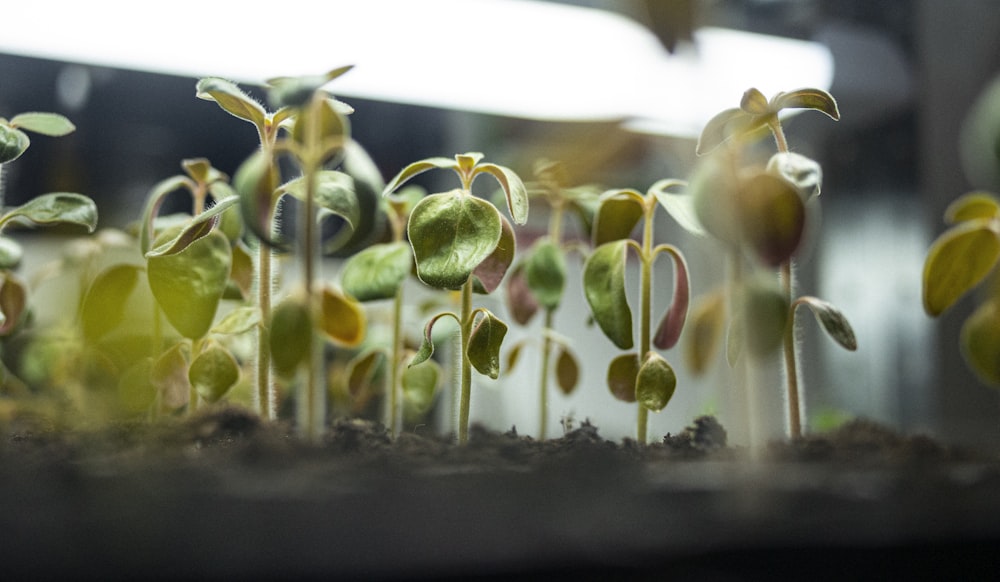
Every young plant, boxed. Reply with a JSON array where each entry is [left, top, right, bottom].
[[232, 68, 370, 440], [504, 160, 599, 440], [581, 182, 691, 444], [689, 88, 857, 439], [384, 152, 528, 444], [922, 191, 1000, 385], [340, 186, 442, 438]]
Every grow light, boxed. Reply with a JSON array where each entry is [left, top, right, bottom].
[[0, 0, 832, 137]]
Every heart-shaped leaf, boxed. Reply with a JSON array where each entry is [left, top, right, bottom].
[[407, 190, 503, 289], [151, 342, 191, 409], [607, 352, 640, 403], [652, 250, 690, 350], [797, 297, 858, 351], [593, 190, 644, 246], [555, 347, 579, 396], [147, 229, 232, 340], [269, 296, 313, 379], [583, 240, 633, 350], [196, 77, 267, 129], [524, 238, 566, 310], [0, 193, 98, 233], [81, 264, 142, 343], [505, 264, 540, 325], [474, 163, 529, 225], [636, 352, 677, 412], [961, 299, 1000, 386], [945, 191, 1000, 224], [403, 359, 441, 412], [10, 112, 76, 136], [923, 219, 1000, 316], [471, 214, 515, 295], [467, 310, 508, 379], [319, 285, 366, 347], [190, 343, 240, 403], [0, 124, 29, 163], [342, 241, 413, 302], [684, 290, 726, 375]]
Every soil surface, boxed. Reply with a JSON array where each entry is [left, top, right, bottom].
[[3, 407, 1000, 580]]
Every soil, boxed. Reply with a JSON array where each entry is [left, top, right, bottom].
[[3, 407, 1000, 581]]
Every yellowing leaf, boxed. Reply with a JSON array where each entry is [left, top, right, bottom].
[[555, 347, 579, 396], [684, 290, 726, 375], [945, 191, 1000, 224], [269, 297, 312, 379], [319, 286, 366, 347], [607, 352, 639, 403], [81, 264, 142, 343], [923, 219, 1000, 316], [636, 353, 677, 412], [961, 300, 1000, 386]]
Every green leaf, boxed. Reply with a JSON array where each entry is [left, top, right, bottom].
[[740, 88, 770, 115], [467, 310, 508, 379], [593, 190, 644, 247], [636, 352, 677, 412], [796, 297, 858, 351], [923, 219, 1000, 316], [689, 151, 741, 247], [0, 274, 27, 336], [281, 171, 360, 233], [117, 359, 157, 416], [269, 296, 313, 379], [190, 343, 240, 403], [740, 172, 806, 267], [346, 349, 385, 399], [212, 306, 261, 335], [403, 359, 440, 412], [555, 347, 579, 396], [409, 312, 456, 368], [961, 299, 1000, 386], [407, 190, 503, 289], [10, 112, 75, 136], [741, 277, 790, 358], [342, 241, 412, 301], [234, 150, 285, 250], [290, 98, 351, 158], [147, 229, 232, 339], [475, 163, 529, 225], [684, 290, 726, 375], [583, 240, 633, 350], [771, 88, 840, 121], [472, 215, 515, 295], [607, 352, 639, 403], [0, 193, 98, 233], [267, 67, 354, 109], [145, 195, 238, 258], [505, 263, 540, 325], [0, 236, 23, 269], [0, 125, 29, 163], [209, 182, 245, 242], [139, 175, 191, 254], [383, 157, 456, 196], [81, 264, 142, 343], [229, 240, 254, 300], [319, 285, 366, 347], [696, 108, 763, 156], [945, 191, 1000, 224], [650, 179, 703, 236], [151, 342, 191, 410], [652, 249, 690, 350], [196, 77, 267, 129], [524, 238, 567, 310]]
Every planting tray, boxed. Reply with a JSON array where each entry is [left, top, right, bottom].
[[2, 409, 999, 580]]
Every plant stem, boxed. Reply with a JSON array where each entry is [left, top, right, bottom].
[[389, 285, 404, 437], [781, 260, 802, 439], [189, 337, 204, 415], [538, 308, 554, 440], [256, 239, 273, 420], [637, 202, 656, 445], [458, 279, 473, 444], [300, 98, 323, 442]]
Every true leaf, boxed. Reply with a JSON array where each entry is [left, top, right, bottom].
[[81, 264, 142, 343], [636, 352, 677, 412], [555, 347, 579, 396], [961, 299, 1000, 386], [10, 112, 76, 136], [767, 152, 823, 200], [740, 88, 770, 115], [269, 297, 313, 379], [471, 214, 515, 295], [319, 285, 366, 347], [583, 240, 633, 350], [189, 343, 240, 403], [593, 190, 644, 246], [922, 219, 1000, 316], [475, 163, 529, 225], [0, 193, 98, 233], [652, 250, 690, 350], [382, 157, 456, 196], [407, 190, 503, 289], [684, 290, 726, 375], [147, 229, 231, 340], [196, 77, 267, 129], [145, 196, 238, 258], [524, 238, 566, 310], [342, 241, 412, 301], [467, 310, 508, 379], [607, 352, 639, 403], [771, 88, 840, 121], [797, 297, 858, 351], [403, 359, 441, 412], [945, 191, 1000, 224]]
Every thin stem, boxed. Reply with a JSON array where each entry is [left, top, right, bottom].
[[458, 280, 474, 444], [781, 260, 802, 439], [769, 117, 790, 154], [636, 202, 656, 445], [300, 97, 324, 442], [389, 285, 404, 438], [255, 160, 278, 421], [538, 308, 554, 440]]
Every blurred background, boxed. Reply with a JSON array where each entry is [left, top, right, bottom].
[[1, 0, 998, 446]]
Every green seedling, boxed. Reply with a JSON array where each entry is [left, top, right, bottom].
[[581, 181, 691, 444], [137, 158, 245, 413], [688, 88, 856, 439], [341, 185, 442, 437], [231, 68, 372, 440], [384, 152, 528, 444], [922, 191, 1000, 385], [504, 160, 599, 440]]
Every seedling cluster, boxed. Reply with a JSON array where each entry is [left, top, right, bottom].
[[0, 68, 866, 446]]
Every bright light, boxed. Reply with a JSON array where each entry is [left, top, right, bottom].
[[0, 0, 832, 137]]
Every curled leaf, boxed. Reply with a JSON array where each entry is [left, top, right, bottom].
[[922, 219, 1000, 316], [0, 193, 98, 233], [468, 310, 508, 379], [472, 214, 515, 295], [383, 157, 456, 196], [767, 152, 822, 199], [771, 88, 840, 121], [410, 312, 457, 368], [583, 240, 633, 350], [796, 297, 858, 351], [475, 163, 529, 225], [0, 273, 28, 336], [652, 249, 690, 350]]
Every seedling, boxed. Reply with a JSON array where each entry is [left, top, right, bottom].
[[504, 160, 598, 440], [341, 185, 442, 437], [384, 152, 528, 444], [581, 181, 691, 444], [922, 191, 1000, 385], [687, 88, 857, 439]]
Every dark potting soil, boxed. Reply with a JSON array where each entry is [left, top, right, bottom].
[[2, 406, 999, 581]]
